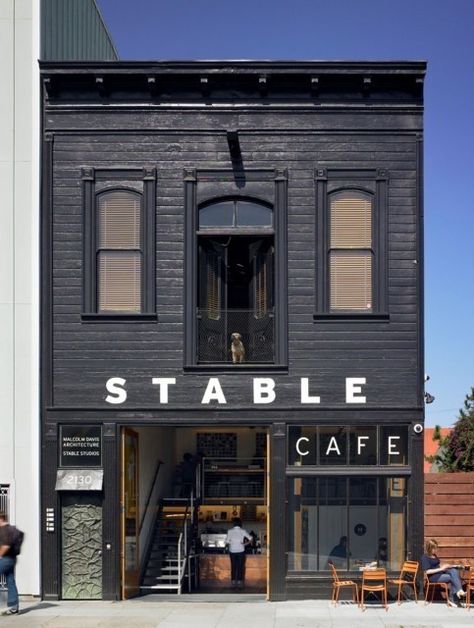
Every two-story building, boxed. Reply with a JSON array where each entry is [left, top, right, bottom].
[[39, 60, 426, 601]]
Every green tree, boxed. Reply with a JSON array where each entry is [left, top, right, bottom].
[[427, 387, 474, 472]]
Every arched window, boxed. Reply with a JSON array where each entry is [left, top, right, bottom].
[[197, 198, 274, 363], [199, 199, 273, 229], [96, 190, 142, 312], [329, 190, 373, 311]]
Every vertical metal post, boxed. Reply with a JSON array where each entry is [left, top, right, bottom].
[[177, 532, 182, 595]]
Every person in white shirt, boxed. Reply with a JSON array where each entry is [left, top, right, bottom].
[[225, 518, 251, 589]]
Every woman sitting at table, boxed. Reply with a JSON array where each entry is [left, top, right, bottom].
[[421, 539, 466, 607]]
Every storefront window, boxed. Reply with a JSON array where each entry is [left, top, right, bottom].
[[287, 477, 406, 572]]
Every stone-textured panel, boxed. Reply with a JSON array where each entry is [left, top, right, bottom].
[[62, 499, 102, 599]]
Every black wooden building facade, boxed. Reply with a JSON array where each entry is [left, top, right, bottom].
[[40, 60, 426, 601]]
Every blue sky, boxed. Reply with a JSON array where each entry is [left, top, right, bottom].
[[97, 0, 474, 427]]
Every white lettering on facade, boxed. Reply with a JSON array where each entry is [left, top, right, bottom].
[[152, 377, 176, 404], [292, 433, 406, 462], [388, 435, 401, 455], [326, 436, 341, 456], [103, 376, 370, 405], [357, 435, 369, 454], [253, 378, 276, 404], [300, 378, 321, 404], [296, 437, 310, 456], [201, 378, 227, 405], [105, 377, 127, 405], [346, 377, 367, 404]]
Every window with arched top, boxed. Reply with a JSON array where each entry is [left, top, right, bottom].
[[184, 168, 288, 367], [329, 190, 373, 311], [315, 168, 388, 319], [97, 190, 143, 312], [197, 198, 274, 363], [82, 167, 156, 319]]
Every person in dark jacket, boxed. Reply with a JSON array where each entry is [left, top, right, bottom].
[[421, 538, 466, 607], [0, 512, 19, 615], [327, 535, 348, 568]]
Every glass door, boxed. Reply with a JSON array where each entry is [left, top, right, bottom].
[[121, 428, 140, 599]]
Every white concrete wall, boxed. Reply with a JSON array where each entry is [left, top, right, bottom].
[[0, 0, 40, 596]]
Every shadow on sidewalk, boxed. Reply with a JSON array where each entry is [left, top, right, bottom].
[[17, 602, 58, 615]]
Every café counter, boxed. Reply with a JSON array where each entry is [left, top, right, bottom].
[[199, 553, 266, 588]]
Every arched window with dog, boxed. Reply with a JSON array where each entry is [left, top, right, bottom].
[[197, 198, 274, 364]]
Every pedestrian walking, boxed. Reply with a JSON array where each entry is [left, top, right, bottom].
[[0, 511, 20, 615]]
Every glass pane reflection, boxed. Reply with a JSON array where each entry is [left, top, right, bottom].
[[199, 203, 234, 227], [199, 200, 273, 228], [287, 477, 406, 572], [237, 202, 272, 226]]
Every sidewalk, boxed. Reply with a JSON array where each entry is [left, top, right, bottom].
[[1, 595, 474, 628]]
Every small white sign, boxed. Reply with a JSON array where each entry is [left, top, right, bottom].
[[55, 469, 104, 491]]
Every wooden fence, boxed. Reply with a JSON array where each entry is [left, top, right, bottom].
[[425, 473, 474, 563]]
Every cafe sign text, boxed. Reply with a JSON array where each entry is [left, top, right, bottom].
[[105, 376, 368, 405]]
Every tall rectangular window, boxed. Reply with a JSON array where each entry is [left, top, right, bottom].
[[184, 168, 288, 368], [329, 191, 373, 311], [315, 168, 388, 319], [82, 167, 156, 319], [196, 200, 275, 364], [97, 191, 142, 312]]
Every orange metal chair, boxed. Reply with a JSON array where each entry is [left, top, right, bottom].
[[465, 570, 474, 610], [389, 560, 419, 604], [423, 572, 450, 605], [328, 562, 359, 605], [359, 568, 388, 611]]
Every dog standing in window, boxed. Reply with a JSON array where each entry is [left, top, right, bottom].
[[231, 332, 246, 363]]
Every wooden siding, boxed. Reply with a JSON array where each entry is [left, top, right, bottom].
[[40, 63, 424, 418], [424, 473, 474, 563], [47, 123, 421, 411]]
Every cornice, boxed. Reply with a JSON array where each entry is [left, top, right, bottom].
[[39, 59, 427, 75], [40, 60, 426, 109]]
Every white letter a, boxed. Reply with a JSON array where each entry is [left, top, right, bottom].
[[201, 378, 227, 404]]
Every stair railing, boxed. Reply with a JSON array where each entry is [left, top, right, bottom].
[[139, 459, 164, 585], [177, 532, 184, 594], [177, 498, 193, 594], [139, 459, 163, 533]]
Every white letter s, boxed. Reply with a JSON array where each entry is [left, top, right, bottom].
[[105, 377, 127, 405]]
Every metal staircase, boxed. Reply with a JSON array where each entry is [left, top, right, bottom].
[[141, 498, 198, 594]]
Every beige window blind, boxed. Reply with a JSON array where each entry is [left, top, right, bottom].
[[97, 191, 142, 312], [98, 191, 140, 248], [330, 251, 372, 310], [329, 192, 373, 311], [330, 192, 372, 248], [98, 253, 141, 312]]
